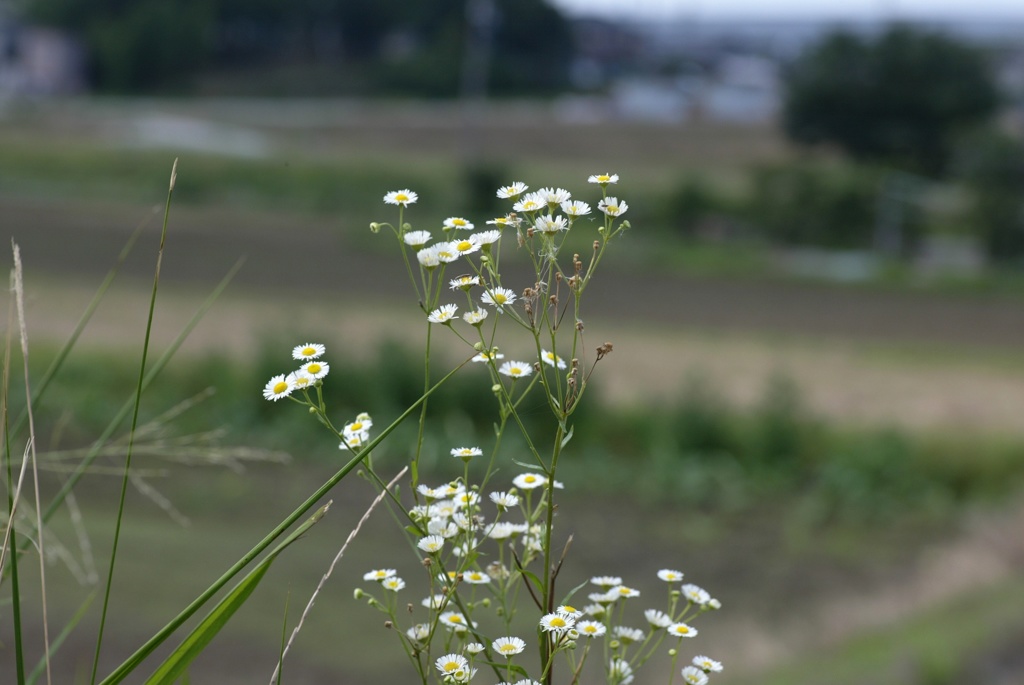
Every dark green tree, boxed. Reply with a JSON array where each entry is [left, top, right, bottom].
[[783, 26, 1000, 177]]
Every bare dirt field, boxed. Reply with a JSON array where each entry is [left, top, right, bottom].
[[6, 195, 1024, 438]]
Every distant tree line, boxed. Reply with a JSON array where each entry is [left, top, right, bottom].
[[22, 0, 572, 95]]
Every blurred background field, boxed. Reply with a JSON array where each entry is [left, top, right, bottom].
[[3, 0, 1024, 683]]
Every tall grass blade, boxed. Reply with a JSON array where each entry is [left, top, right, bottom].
[[90, 159, 178, 685], [3, 264, 26, 685], [142, 504, 329, 685], [13, 241, 53, 685]]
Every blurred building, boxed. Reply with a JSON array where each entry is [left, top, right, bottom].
[[0, 18, 84, 95]]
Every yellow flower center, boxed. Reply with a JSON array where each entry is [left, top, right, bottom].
[[607, 204, 618, 213], [350, 422, 363, 431], [550, 617, 566, 628], [675, 626, 690, 635], [494, 294, 507, 304], [457, 241, 472, 251], [598, 175, 610, 182], [444, 661, 459, 672], [500, 644, 517, 653], [583, 625, 597, 633], [307, 363, 321, 374], [563, 605, 576, 613], [524, 475, 536, 483], [302, 346, 316, 356], [449, 615, 463, 623], [453, 219, 466, 226], [395, 193, 409, 202], [273, 381, 288, 394]]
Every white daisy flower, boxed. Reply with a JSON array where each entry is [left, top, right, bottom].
[[590, 589, 621, 604], [292, 343, 325, 360], [428, 303, 459, 324], [613, 626, 645, 644], [577, 620, 606, 637], [417, 535, 445, 554], [299, 360, 329, 380], [444, 217, 475, 230], [598, 197, 628, 217], [489, 491, 519, 508], [612, 585, 640, 599], [416, 484, 441, 500], [450, 275, 480, 290], [498, 361, 533, 379], [536, 187, 572, 205], [263, 374, 293, 401], [384, 189, 418, 206], [417, 246, 441, 268], [439, 611, 474, 632], [539, 612, 575, 633], [493, 636, 526, 656], [472, 229, 502, 246], [362, 568, 396, 581], [407, 623, 430, 641], [667, 622, 698, 638], [609, 657, 634, 685], [481, 287, 516, 308], [541, 349, 567, 369], [487, 214, 522, 227], [451, 446, 483, 459], [466, 642, 485, 654], [485, 522, 517, 540], [682, 584, 711, 605], [437, 482, 465, 497], [680, 666, 709, 685], [644, 609, 673, 628], [431, 500, 458, 519], [435, 653, 469, 677], [421, 593, 447, 609], [497, 182, 528, 199], [462, 569, 490, 584], [471, 349, 504, 363], [463, 308, 488, 326], [381, 576, 405, 591], [588, 173, 619, 185], [708, 598, 722, 610], [561, 200, 592, 218], [657, 569, 684, 582], [453, 491, 480, 508], [452, 237, 481, 256], [403, 230, 432, 247], [344, 417, 372, 435], [512, 472, 546, 489], [533, 215, 568, 234], [338, 432, 366, 450], [556, 605, 583, 619], [428, 519, 459, 538], [692, 656, 723, 673], [591, 576, 623, 588], [513, 192, 546, 213], [434, 241, 460, 263], [287, 371, 312, 391]]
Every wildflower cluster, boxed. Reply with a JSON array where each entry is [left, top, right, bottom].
[[264, 175, 722, 684]]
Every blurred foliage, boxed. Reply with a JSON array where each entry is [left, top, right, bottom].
[[783, 26, 1000, 177], [24, 341, 1024, 527], [23, 0, 571, 95], [954, 131, 1024, 263]]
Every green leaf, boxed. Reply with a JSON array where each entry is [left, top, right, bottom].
[[518, 568, 545, 597], [560, 424, 574, 449], [511, 459, 545, 472], [558, 579, 590, 608], [140, 504, 328, 685]]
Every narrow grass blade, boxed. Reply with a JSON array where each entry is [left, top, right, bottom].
[[90, 160, 177, 685], [141, 504, 328, 685]]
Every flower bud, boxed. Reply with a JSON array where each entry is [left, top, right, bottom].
[[353, 588, 364, 600], [369, 222, 381, 233]]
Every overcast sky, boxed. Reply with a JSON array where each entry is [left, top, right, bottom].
[[548, 0, 1024, 21]]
